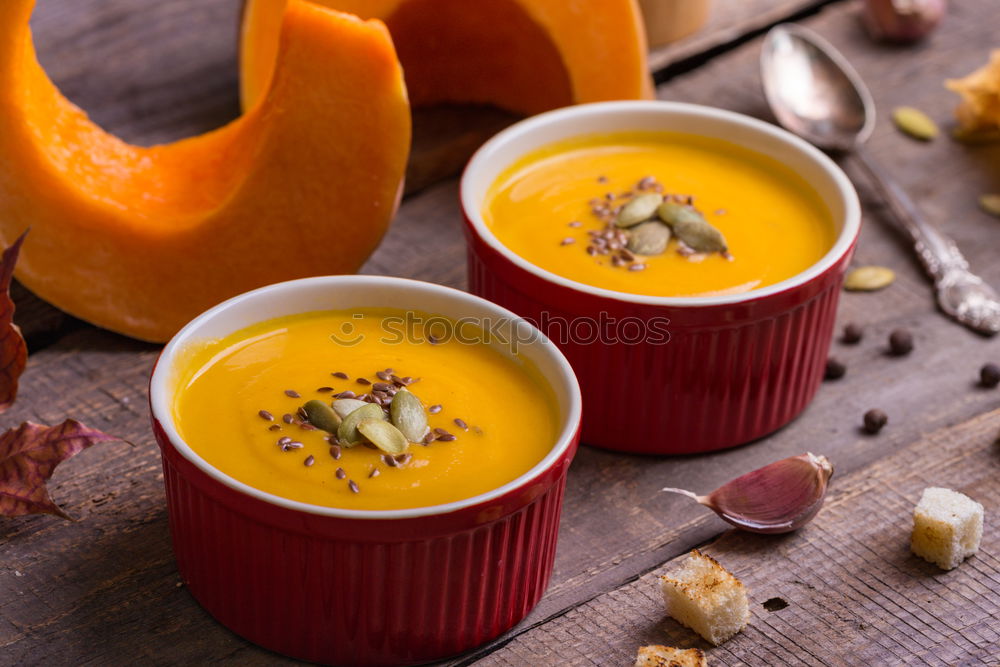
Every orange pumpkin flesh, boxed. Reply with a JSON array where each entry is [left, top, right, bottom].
[[0, 0, 410, 342], [241, 0, 654, 116]]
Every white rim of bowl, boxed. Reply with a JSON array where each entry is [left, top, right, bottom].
[[149, 275, 583, 520], [460, 100, 861, 306]]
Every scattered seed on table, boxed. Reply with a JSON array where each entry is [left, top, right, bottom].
[[258, 410, 274, 421], [348, 480, 360, 494], [277, 436, 292, 447], [282, 413, 294, 424], [395, 453, 412, 466], [316, 386, 334, 393], [568, 220, 582, 228], [842, 323, 863, 344], [437, 433, 457, 442], [560, 237, 576, 246], [825, 358, 846, 380], [329, 444, 342, 460], [332, 372, 349, 380], [283, 441, 304, 451], [284, 389, 300, 398], [863, 409, 888, 434], [888, 329, 913, 356], [628, 263, 646, 272], [980, 363, 1000, 388], [382, 454, 398, 468], [304, 455, 315, 467], [454, 418, 469, 431], [335, 390, 356, 399], [268, 424, 281, 432], [422, 432, 437, 445], [299, 423, 317, 431], [429, 404, 442, 414], [369, 468, 380, 478], [335, 467, 346, 479]]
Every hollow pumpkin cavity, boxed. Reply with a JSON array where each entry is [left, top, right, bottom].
[[241, 0, 653, 115]]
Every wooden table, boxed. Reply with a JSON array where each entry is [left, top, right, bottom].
[[4, 1, 1000, 664]]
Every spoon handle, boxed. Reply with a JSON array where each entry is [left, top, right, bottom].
[[853, 148, 967, 279]]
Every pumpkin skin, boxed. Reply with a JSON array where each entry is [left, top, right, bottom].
[[240, 0, 654, 116], [0, 0, 410, 342]]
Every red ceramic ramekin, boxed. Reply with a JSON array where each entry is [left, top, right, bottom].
[[148, 276, 582, 666], [461, 101, 861, 454]]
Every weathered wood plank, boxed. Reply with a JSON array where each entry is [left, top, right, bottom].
[[473, 407, 1000, 666], [646, 0, 838, 73]]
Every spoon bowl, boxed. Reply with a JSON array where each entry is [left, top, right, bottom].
[[761, 24, 875, 151]]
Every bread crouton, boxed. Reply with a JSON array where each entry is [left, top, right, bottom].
[[659, 549, 749, 645], [911, 487, 983, 570], [634, 644, 708, 666]]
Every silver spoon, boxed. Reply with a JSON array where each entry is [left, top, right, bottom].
[[760, 23, 1000, 335]]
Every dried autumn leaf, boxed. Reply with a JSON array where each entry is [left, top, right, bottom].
[[0, 419, 121, 519], [946, 49, 1000, 140], [0, 230, 28, 413]]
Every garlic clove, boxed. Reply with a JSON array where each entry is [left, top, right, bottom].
[[862, 0, 946, 43], [663, 453, 834, 534]]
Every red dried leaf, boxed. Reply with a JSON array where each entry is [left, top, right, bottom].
[[0, 230, 28, 413], [0, 419, 121, 519]]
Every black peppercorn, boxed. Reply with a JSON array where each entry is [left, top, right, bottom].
[[980, 363, 1000, 388], [825, 357, 846, 380], [863, 409, 888, 434], [842, 323, 863, 344], [888, 329, 913, 356]]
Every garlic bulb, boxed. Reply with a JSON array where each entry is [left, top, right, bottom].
[[862, 0, 946, 43], [663, 453, 834, 534]]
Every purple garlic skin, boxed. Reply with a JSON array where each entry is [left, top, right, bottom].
[[664, 453, 834, 534], [862, 0, 946, 43]]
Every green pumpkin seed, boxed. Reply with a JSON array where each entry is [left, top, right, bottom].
[[302, 399, 340, 433], [658, 202, 727, 253], [979, 194, 1000, 218], [844, 265, 895, 291], [332, 398, 368, 420], [615, 193, 664, 228], [892, 107, 938, 141], [337, 402, 386, 446], [357, 419, 409, 456], [626, 221, 671, 256], [390, 389, 428, 442]]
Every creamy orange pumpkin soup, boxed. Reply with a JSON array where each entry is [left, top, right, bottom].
[[483, 131, 835, 297], [172, 308, 558, 510]]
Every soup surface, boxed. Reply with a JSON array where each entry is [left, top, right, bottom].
[[483, 131, 836, 297], [173, 308, 558, 510]]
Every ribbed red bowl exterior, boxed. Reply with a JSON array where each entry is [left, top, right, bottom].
[[153, 417, 578, 666], [465, 230, 854, 454]]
